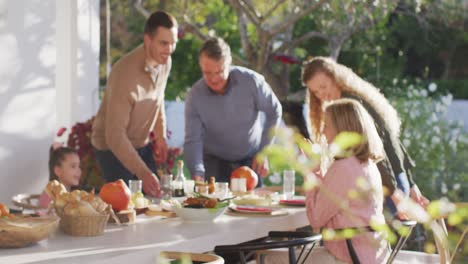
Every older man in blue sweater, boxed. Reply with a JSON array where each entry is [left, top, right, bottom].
[[184, 37, 282, 186]]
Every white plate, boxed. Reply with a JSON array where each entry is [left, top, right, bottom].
[[229, 205, 274, 214]]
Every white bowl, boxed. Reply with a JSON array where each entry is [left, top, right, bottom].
[[172, 206, 228, 222]]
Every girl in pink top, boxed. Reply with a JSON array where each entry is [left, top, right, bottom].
[[38, 146, 82, 208], [305, 98, 390, 263]]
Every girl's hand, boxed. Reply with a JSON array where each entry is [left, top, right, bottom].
[[410, 185, 430, 208]]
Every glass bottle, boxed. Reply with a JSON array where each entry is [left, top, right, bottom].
[[173, 160, 185, 197], [208, 176, 216, 194]]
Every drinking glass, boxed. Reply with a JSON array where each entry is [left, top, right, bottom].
[[160, 174, 173, 199], [195, 185, 209, 196], [129, 179, 142, 194], [215, 182, 229, 199], [184, 180, 195, 196], [283, 170, 295, 200]]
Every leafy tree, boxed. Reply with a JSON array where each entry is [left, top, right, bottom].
[[101, 0, 467, 99], [133, 0, 397, 98]]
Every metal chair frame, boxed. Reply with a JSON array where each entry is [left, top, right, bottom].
[[387, 220, 417, 263], [345, 220, 418, 264], [214, 231, 322, 264]]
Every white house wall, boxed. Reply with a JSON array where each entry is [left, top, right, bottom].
[[0, 0, 99, 205]]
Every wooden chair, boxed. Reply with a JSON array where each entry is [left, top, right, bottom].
[[214, 231, 322, 264], [159, 251, 224, 264]]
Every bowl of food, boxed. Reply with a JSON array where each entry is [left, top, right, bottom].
[[232, 193, 274, 207], [0, 215, 59, 248], [172, 196, 229, 222]]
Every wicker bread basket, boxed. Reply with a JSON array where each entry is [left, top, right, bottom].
[[0, 216, 59, 248], [56, 206, 111, 237]]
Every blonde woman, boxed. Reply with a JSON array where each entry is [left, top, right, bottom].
[[302, 57, 429, 214], [264, 99, 390, 263]]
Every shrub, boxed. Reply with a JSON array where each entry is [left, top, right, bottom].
[[388, 81, 468, 202]]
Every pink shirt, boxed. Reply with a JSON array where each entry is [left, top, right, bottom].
[[306, 156, 390, 264]]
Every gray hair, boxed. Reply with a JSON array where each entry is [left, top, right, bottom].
[[199, 37, 232, 64]]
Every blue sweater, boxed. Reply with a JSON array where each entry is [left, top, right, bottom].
[[184, 66, 282, 177]]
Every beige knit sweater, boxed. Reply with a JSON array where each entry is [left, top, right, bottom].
[[91, 44, 170, 179]]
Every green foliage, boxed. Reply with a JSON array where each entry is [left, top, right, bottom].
[[259, 128, 319, 187], [100, 1, 468, 100], [166, 35, 203, 100], [436, 79, 468, 99], [388, 81, 468, 202], [164, 1, 241, 100], [335, 1, 468, 99]]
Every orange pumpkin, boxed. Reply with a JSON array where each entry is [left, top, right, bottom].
[[0, 203, 14, 218], [230, 166, 258, 191], [99, 179, 131, 211]]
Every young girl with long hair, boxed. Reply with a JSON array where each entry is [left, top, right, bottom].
[[302, 57, 429, 213], [264, 99, 390, 263], [38, 145, 81, 208]]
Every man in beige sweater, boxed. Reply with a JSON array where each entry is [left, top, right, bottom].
[[91, 11, 177, 197]]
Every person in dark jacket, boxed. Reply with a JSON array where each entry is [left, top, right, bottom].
[[301, 56, 429, 214]]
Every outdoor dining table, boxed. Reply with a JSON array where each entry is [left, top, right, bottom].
[[0, 206, 309, 264]]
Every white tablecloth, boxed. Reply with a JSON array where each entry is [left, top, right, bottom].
[[0, 207, 309, 264]]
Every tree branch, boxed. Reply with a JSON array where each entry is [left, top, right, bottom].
[[228, 0, 261, 27], [134, 0, 150, 19], [180, 8, 248, 66], [263, 0, 287, 19], [236, 11, 256, 63], [268, 0, 329, 37], [239, 0, 261, 22], [182, 15, 209, 40], [276, 31, 329, 54], [232, 54, 249, 67]]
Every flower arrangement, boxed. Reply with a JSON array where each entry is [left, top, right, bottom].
[[66, 116, 105, 190], [150, 131, 183, 176]]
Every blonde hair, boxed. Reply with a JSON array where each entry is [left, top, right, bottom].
[[302, 57, 400, 142], [323, 99, 384, 162]]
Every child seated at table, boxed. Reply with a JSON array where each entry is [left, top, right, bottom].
[[38, 143, 82, 208], [264, 98, 390, 263]]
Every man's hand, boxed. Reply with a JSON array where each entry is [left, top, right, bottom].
[[410, 184, 430, 208], [252, 156, 269, 178], [141, 172, 160, 197], [153, 138, 168, 165], [192, 175, 204, 182]]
